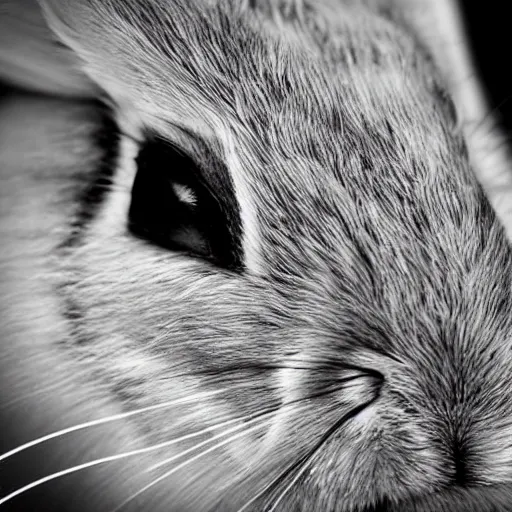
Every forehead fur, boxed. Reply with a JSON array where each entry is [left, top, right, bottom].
[[43, 0, 512, 302], [44, 0, 448, 133]]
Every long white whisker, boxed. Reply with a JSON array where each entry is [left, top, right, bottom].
[[0, 388, 229, 464], [110, 417, 276, 512], [235, 450, 314, 512], [235, 425, 323, 511], [265, 455, 316, 512], [235, 469, 284, 512], [238, 402, 371, 512], [145, 406, 279, 473], [0, 404, 266, 507]]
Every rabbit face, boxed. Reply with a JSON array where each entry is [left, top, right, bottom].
[[31, 0, 512, 509]]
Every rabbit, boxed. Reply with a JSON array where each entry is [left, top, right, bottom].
[[1, 0, 512, 510]]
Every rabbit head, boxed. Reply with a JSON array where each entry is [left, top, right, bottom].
[[32, 0, 512, 509]]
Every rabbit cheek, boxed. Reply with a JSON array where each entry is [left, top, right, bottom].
[[256, 363, 382, 467], [252, 359, 448, 506], [306, 402, 444, 507]]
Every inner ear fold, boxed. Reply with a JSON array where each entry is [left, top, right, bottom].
[[38, 0, 230, 139], [0, 0, 97, 97], [128, 132, 244, 271]]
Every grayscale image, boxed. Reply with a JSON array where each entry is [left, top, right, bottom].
[[1, 1, 512, 510]]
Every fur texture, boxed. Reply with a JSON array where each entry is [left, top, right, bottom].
[[1, 0, 512, 510]]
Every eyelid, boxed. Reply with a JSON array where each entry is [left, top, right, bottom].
[[128, 132, 243, 269]]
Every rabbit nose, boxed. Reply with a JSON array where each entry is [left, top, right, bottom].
[[447, 430, 470, 485], [452, 444, 469, 485]]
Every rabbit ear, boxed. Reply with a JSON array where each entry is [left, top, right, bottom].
[[38, 0, 253, 139], [0, 0, 98, 98], [394, 0, 512, 240]]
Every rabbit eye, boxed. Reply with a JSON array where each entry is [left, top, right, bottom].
[[128, 133, 242, 270]]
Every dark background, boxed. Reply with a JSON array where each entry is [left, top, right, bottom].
[[460, 1, 512, 135]]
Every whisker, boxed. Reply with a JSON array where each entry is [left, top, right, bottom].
[[236, 400, 373, 512], [145, 406, 281, 473], [197, 359, 384, 375], [235, 465, 288, 512], [138, 391, 340, 512], [0, 403, 267, 507], [265, 456, 314, 512], [0, 388, 230, 464], [110, 417, 276, 512], [0, 371, 366, 507]]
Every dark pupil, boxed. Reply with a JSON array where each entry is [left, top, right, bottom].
[[128, 135, 241, 270]]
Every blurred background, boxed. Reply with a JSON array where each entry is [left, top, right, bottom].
[[461, 1, 512, 135]]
